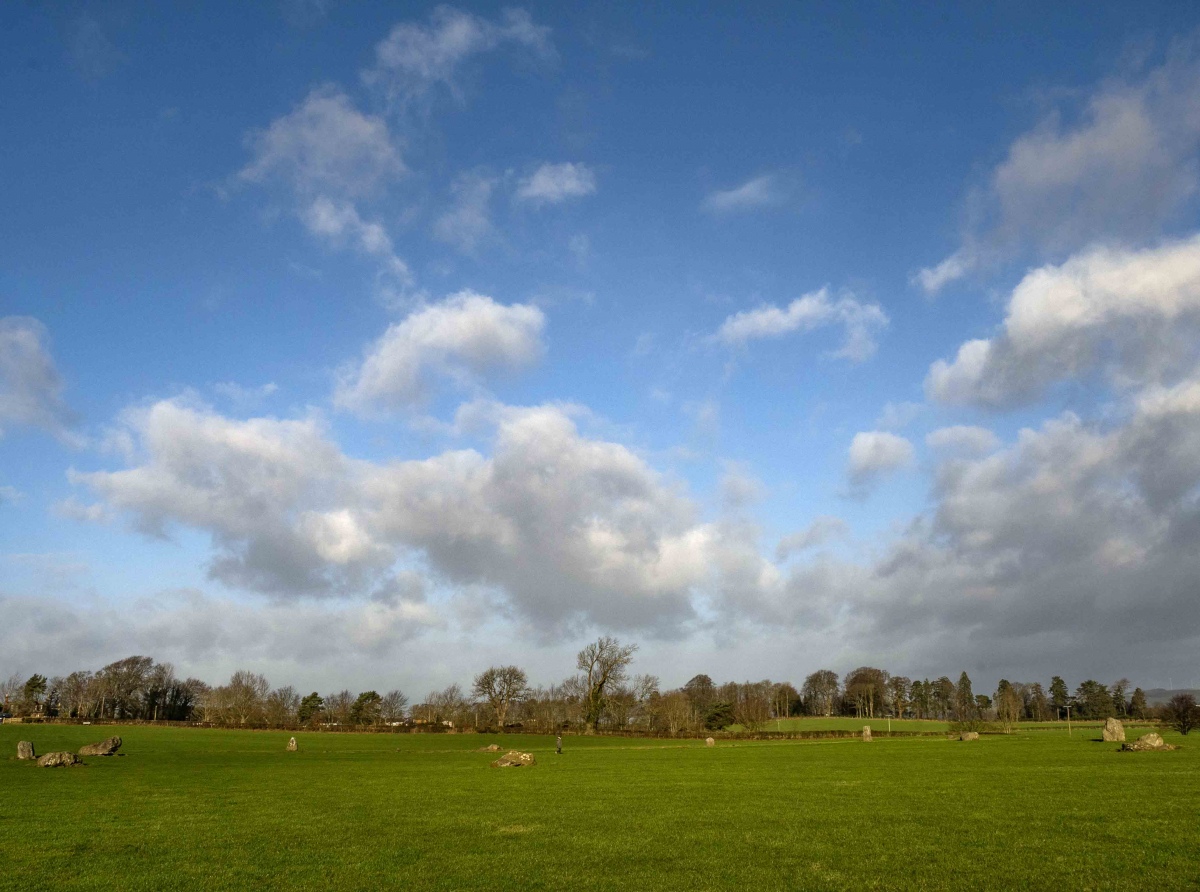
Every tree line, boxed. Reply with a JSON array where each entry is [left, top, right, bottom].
[[3, 641, 1191, 734]]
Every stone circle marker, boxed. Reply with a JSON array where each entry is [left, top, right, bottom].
[[490, 750, 536, 768], [37, 752, 81, 768], [78, 736, 122, 757], [862, 725, 872, 742], [287, 737, 297, 751], [705, 737, 715, 747], [1121, 732, 1177, 752], [1101, 717, 1125, 742], [479, 744, 501, 752], [17, 741, 35, 760], [960, 731, 980, 741]]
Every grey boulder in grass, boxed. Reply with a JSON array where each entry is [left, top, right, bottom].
[[17, 741, 36, 760], [1121, 732, 1177, 752], [38, 752, 81, 768], [78, 736, 122, 756], [491, 751, 536, 768]]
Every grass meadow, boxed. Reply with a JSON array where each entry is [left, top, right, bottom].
[[3, 722, 1198, 891]]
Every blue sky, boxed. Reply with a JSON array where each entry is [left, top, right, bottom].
[[4, 2, 1200, 695]]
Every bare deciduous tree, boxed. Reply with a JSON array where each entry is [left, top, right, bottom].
[[802, 670, 840, 716], [472, 666, 529, 729], [380, 689, 409, 724], [1165, 693, 1197, 735], [265, 686, 300, 726], [577, 636, 637, 731]]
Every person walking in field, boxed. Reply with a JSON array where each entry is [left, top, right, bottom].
[[556, 735, 562, 755]]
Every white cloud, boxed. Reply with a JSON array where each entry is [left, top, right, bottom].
[[301, 197, 413, 287], [0, 317, 76, 440], [364, 6, 553, 107], [66, 399, 730, 634], [516, 162, 597, 204], [713, 287, 888, 361], [914, 250, 974, 294], [925, 425, 1001, 456], [433, 171, 496, 253], [927, 234, 1200, 407], [847, 431, 915, 487], [53, 366, 1200, 683], [239, 86, 403, 198], [68, 399, 383, 596], [361, 404, 713, 631], [918, 46, 1200, 292], [704, 175, 784, 213], [335, 291, 545, 413], [775, 516, 848, 560]]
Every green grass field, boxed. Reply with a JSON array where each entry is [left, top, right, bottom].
[[3, 723, 1198, 891], [738, 717, 1117, 734]]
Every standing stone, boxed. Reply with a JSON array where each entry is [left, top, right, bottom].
[[960, 731, 980, 741], [17, 741, 35, 760], [37, 752, 81, 768], [705, 737, 715, 747], [287, 737, 298, 752], [862, 725, 872, 742], [1102, 717, 1126, 742], [78, 736, 122, 757]]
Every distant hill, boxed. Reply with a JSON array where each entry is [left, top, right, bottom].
[[1142, 688, 1200, 706]]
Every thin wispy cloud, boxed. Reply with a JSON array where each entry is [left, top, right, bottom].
[[363, 6, 554, 108], [704, 174, 785, 213], [516, 162, 597, 204], [918, 44, 1200, 292]]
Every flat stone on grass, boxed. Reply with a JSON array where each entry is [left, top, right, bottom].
[[37, 752, 81, 768], [78, 736, 122, 757], [491, 751, 536, 768]]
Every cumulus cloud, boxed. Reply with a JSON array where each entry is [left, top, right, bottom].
[[713, 287, 888, 361], [704, 174, 785, 213], [918, 46, 1200, 292], [360, 404, 715, 632], [67, 399, 735, 634], [516, 162, 597, 204], [364, 6, 553, 107], [239, 86, 403, 198], [925, 425, 1001, 456], [335, 292, 545, 412], [54, 372, 1200, 682], [877, 384, 1200, 651], [0, 317, 76, 440], [68, 400, 388, 596], [847, 431, 915, 488], [927, 235, 1200, 408]]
